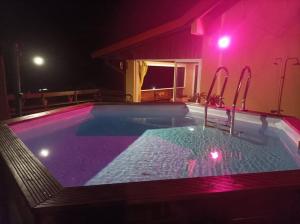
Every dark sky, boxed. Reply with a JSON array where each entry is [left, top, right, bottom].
[[0, 0, 199, 93]]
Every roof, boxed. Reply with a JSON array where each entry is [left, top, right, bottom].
[[91, 0, 238, 59]]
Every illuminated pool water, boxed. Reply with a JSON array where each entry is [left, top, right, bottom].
[[10, 104, 300, 187]]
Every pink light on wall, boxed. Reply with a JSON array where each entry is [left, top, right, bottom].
[[218, 36, 231, 49]]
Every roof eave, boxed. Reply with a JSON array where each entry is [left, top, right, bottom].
[[91, 0, 222, 59]]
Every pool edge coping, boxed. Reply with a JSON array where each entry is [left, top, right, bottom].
[[187, 104, 300, 148]]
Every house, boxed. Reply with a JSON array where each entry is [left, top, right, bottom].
[[92, 0, 300, 118]]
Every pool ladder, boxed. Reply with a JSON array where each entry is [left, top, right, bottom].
[[204, 66, 252, 135], [230, 66, 252, 134], [204, 66, 229, 129]]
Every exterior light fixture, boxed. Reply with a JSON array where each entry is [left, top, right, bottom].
[[218, 36, 231, 49]]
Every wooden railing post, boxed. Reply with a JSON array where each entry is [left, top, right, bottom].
[[42, 94, 48, 108], [74, 91, 78, 103], [7, 88, 129, 116]]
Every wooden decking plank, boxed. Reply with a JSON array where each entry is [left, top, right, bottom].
[[0, 125, 63, 207]]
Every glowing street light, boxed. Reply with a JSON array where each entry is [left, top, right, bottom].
[[33, 56, 45, 66], [14, 42, 47, 116]]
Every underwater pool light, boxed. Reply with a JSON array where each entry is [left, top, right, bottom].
[[210, 151, 219, 160], [39, 148, 50, 157]]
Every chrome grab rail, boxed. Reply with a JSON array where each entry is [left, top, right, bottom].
[[204, 66, 229, 128], [230, 66, 252, 134]]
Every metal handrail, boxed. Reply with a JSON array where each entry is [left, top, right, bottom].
[[204, 66, 229, 127], [230, 66, 252, 134]]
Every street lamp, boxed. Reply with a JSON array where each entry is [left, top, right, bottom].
[[33, 56, 45, 66], [14, 43, 45, 116]]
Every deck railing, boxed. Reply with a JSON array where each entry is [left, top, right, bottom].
[[8, 89, 132, 116], [141, 87, 185, 102]]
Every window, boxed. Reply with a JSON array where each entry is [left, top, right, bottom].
[[141, 66, 185, 90]]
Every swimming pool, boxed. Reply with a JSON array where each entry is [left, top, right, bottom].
[[2, 102, 300, 223], [9, 103, 300, 187]]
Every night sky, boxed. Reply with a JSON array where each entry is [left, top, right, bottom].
[[0, 0, 199, 94]]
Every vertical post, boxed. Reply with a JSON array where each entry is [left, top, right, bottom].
[[172, 62, 177, 102], [0, 54, 10, 120], [277, 57, 300, 114], [276, 58, 284, 114], [133, 60, 140, 102], [15, 43, 22, 116], [277, 57, 289, 115], [193, 65, 198, 97], [197, 60, 202, 95], [122, 61, 127, 101], [74, 91, 78, 103]]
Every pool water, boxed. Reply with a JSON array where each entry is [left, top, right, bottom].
[[10, 105, 300, 187]]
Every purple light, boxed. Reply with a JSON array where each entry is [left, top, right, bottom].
[[218, 36, 231, 49]]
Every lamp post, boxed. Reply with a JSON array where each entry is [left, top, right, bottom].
[[14, 43, 45, 116], [15, 43, 22, 116]]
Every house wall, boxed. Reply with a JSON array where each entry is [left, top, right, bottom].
[[200, 0, 300, 118]]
